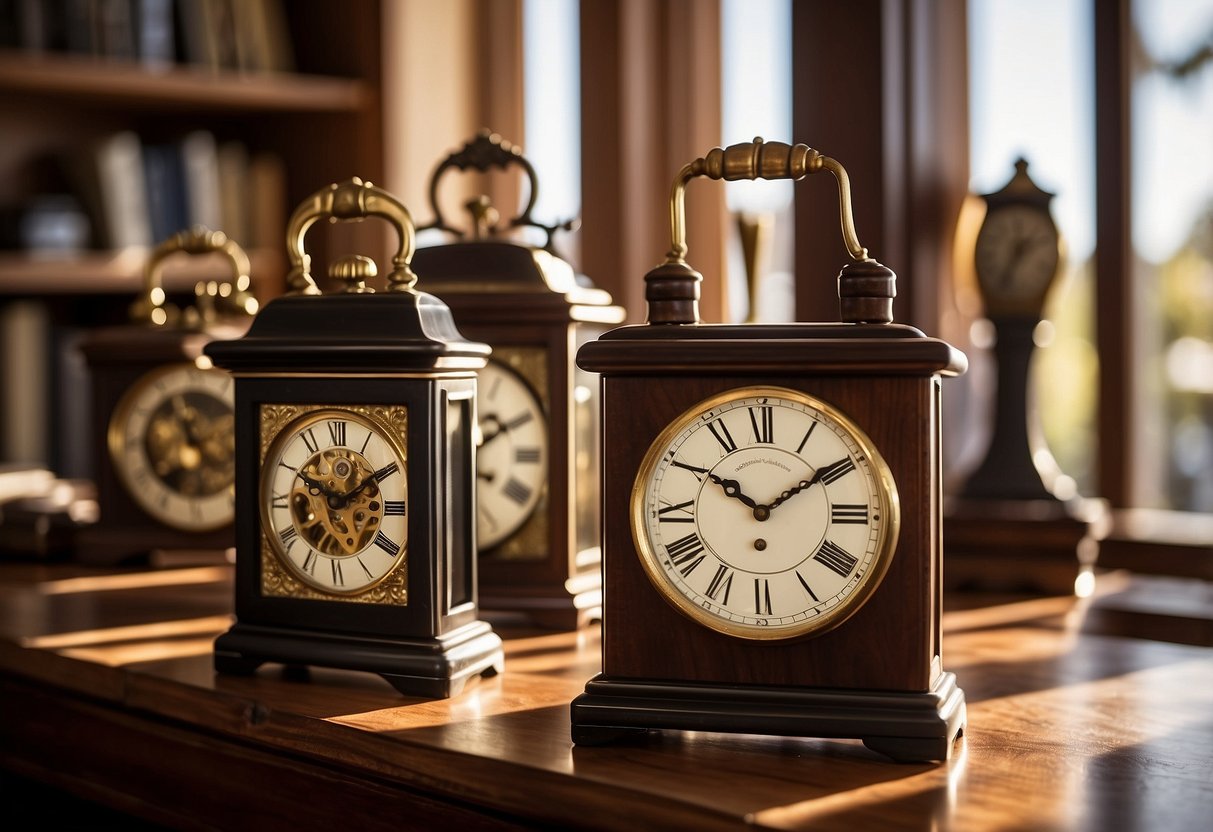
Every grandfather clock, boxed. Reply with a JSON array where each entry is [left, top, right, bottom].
[[946, 158, 1106, 595], [413, 131, 625, 629]]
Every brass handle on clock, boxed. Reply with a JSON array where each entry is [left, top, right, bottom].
[[417, 129, 576, 254], [664, 137, 869, 265], [131, 226, 256, 327], [284, 177, 417, 295]]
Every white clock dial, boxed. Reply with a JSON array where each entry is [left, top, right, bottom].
[[633, 387, 899, 640], [974, 203, 1060, 301], [475, 359, 548, 550], [261, 409, 408, 594], [108, 363, 235, 531]]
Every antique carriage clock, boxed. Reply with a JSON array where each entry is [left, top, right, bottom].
[[206, 178, 503, 697], [78, 227, 257, 564], [412, 131, 625, 629], [571, 139, 968, 762], [947, 158, 1103, 594]]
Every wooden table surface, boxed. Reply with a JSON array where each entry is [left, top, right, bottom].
[[0, 561, 1211, 831]]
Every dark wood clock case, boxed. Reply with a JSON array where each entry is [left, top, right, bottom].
[[77, 228, 255, 564], [206, 178, 503, 698], [570, 139, 968, 762], [412, 131, 625, 629]]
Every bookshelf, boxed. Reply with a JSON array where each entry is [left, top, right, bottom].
[[0, 0, 385, 475]]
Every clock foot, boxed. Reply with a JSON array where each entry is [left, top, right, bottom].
[[213, 649, 264, 676], [212, 620, 504, 699], [570, 724, 650, 746], [571, 673, 966, 763], [863, 728, 964, 763]]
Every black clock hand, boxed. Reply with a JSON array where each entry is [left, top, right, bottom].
[[767, 457, 854, 512], [478, 415, 506, 448], [339, 461, 400, 502], [296, 470, 335, 498], [766, 470, 824, 512], [707, 472, 759, 509]]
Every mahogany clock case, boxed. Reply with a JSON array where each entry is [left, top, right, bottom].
[[574, 322, 968, 761], [582, 322, 963, 689]]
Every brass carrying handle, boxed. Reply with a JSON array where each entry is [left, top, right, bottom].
[[131, 226, 255, 326], [417, 130, 575, 253], [284, 177, 417, 295], [664, 137, 869, 264]]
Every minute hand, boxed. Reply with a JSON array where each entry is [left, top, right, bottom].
[[767, 457, 853, 512], [340, 462, 399, 501]]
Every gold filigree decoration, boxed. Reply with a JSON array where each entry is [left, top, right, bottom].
[[258, 403, 410, 606]]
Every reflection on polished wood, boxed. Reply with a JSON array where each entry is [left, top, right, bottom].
[[1, 561, 1211, 830]]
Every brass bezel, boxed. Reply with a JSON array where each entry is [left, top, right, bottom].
[[259, 405, 409, 600], [107, 362, 235, 532], [630, 386, 900, 641]]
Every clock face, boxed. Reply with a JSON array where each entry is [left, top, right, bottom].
[[632, 387, 899, 640], [974, 203, 1060, 303], [260, 408, 408, 595], [475, 358, 548, 550], [107, 362, 235, 531]]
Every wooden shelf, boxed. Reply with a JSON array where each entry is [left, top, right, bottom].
[[1, 562, 1212, 830], [0, 49, 372, 113], [0, 249, 284, 296]]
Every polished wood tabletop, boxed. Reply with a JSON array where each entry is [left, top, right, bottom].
[[0, 560, 1211, 831]]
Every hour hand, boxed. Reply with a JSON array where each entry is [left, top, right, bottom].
[[707, 473, 759, 509], [296, 471, 332, 497]]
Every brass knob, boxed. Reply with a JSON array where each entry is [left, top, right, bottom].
[[330, 255, 378, 293]]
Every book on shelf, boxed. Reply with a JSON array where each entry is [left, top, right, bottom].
[[69, 130, 153, 250], [216, 139, 249, 246], [180, 129, 222, 230]]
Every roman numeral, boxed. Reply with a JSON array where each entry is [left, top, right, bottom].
[[706, 565, 734, 605], [271, 493, 289, 510], [796, 421, 817, 454], [666, 532, 705, 565], [817, 457, 855, 485], [748, 405, 774, 444], [669, 455, 709, 481], [754, 578, 772, 615], [278, 526, 298, 550], [505, 411, 534, 430], [357, 557, 374, 580], [814, 539, 859, 577], [331, 559, 344, 586], [515, 447, 541, 464], [374, 531, 401, 557], [796, 570, 819, 602], [831, 503, 869, 524], [302, 550, 318, 575], [359, 430, 372, 454], [657, 499, 695, 523], [706, 418, 737, 453], [373, 461, 399, 481], [677, 555, 705, 577], [301, 428, 320, 454], [384, 500, 406, 516], [503, 478, 532, 505], [327, 420, 347, 447]]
